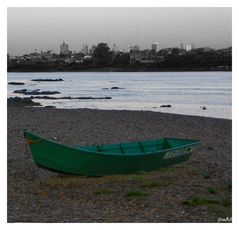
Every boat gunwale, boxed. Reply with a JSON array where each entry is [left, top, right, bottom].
[[23, 129, 201, 157]]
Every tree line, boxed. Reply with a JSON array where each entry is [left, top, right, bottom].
[[8, 43, 231, 72]]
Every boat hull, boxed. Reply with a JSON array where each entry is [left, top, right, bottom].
[[23, 130, 200, 176]]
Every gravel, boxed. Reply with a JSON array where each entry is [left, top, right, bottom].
[[7, 106, 232, 222]]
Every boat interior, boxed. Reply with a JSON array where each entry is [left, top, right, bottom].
[[74, 138, 196, 155]]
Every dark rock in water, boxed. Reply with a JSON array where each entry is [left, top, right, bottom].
[[7, 97, 41, 107], [31, 96, 112, 100], [14, 89, 60, 95], [31, 78, 64, 82], [111, 87, 125, 90], [160, 104, 172, 108], [30, 95, 69, 100], [44, 106, 56, 109], [8, 82, 25, 85], [200, 106, 207, 110]]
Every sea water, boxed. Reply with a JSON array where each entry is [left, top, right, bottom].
[[7, 71, 232, 119]]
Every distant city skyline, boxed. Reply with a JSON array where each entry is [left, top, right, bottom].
[[8, 7, 232, 56]]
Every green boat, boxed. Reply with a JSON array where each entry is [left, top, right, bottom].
[[23, 129, 201, 176]]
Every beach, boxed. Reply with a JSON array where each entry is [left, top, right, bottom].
[[7, 105, 232, 223]]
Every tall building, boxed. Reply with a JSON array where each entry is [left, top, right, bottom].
[[125, 44, 133, 53], [186, 44, 195, 52], [60, 41, 69, 54], [151, 43, 159, 53], [133, 45, 140, 51]]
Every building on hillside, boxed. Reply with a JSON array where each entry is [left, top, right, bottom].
[[186, 44, 195, 52], [151, 43, 159, 53], [60, 42, 69, 54], [89, 45, 97, 55], [217, 47, 232, 57], [130, 49, 163, 64], [112, 44, 118, 52], [133, 45, 140, 51]]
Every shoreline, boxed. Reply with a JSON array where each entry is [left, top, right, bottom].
[[37, 106, 233, 121], [8, 69, 232, 73], [8, 105, 232, 222], [8, 97, 232, 121]]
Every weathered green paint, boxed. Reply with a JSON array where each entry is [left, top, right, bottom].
[[23, 129, 201, 176]]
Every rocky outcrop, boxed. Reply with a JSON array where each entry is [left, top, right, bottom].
[[160, 104, 172, 108], [7, 97, 41, 107], [102, 87, 125, 90], [31, 78, 64, 82], [30, 96, 112, 100], [111, 87, 125, 89], [13, 89, 60, 95], [8, 82, 25, 85]]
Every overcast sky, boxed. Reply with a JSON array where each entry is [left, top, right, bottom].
[[7, 7, 232, 55]]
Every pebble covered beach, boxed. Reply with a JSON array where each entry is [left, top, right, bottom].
[[7, 105, 232, 222]]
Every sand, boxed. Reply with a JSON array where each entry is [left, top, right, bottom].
[[7, 105, 232, 222]]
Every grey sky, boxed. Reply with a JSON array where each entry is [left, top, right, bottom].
[[7, 7, 232, 55]]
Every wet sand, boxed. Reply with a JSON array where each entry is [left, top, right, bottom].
[[7, 106, 232, 222]]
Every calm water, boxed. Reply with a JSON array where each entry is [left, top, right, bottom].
[[8, 72, 232, 119]]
